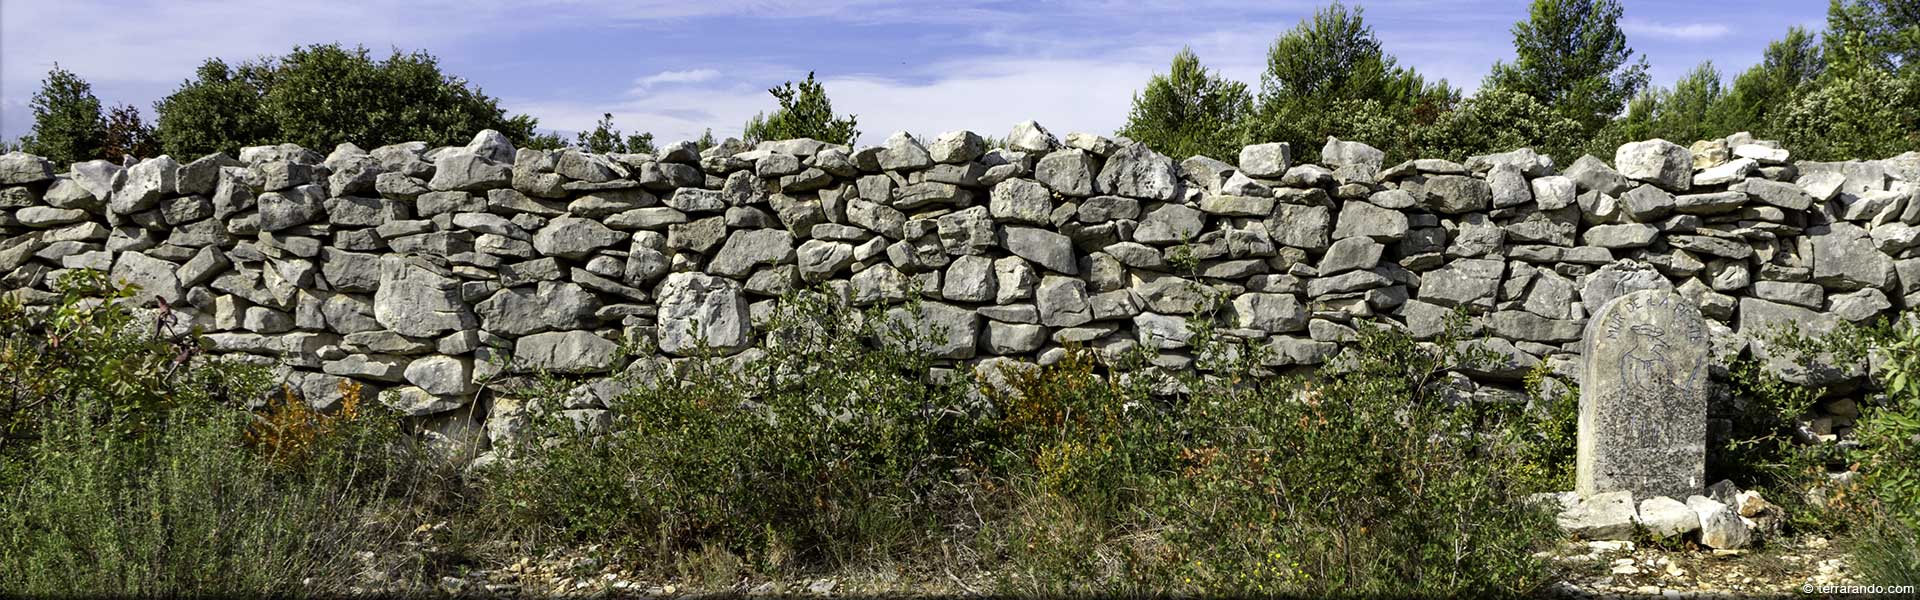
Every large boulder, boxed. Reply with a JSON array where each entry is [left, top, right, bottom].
[[373, 257, 477, 338], [656, 272, 753, 355], [534, 216, 627, 259], [1095, 142, 1179, 201], [1321, 137, 1385, 184], [708, 229, 795, 278], [476, 282, 599, 336], [1614, 139, 1692, 192], [111, 252, 185, 306], [514, 331, 619, 374], [0, 152, 54, 184], [1810, 222, 1897, 291], [885, 301, 978, 359]]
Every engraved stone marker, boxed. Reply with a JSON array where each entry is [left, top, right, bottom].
[[1577, 289, 1710, 500]]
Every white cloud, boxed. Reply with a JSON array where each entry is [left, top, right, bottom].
[[1623, 19, 1733, 41], [632, 69, 722, 90], [511, 56, 1161, 147]]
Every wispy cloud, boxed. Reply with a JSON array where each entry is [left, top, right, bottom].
[[632, 69, 722, 90], [1623, 19, 1733, 41]]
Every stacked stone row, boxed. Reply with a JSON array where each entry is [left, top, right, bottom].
[[0, 122, 1905, 453]]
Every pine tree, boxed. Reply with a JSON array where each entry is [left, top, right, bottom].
[[1485, 0, 1650, 132], [1247, 1, 1456, 162], [742, 72, 859, 145], [1717, 28, 1826, 137], [1118, 47, 1254, 161], [22, 65, 105, 166]]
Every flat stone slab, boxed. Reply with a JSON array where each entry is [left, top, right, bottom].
[[1577, 289, 1710, 500]]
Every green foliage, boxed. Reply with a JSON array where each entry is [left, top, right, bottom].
[[1718, 27, 1826, 138], [21, 64, 105, 167], [1591, 62, 1728, 151], [742, 72, 859, 146], [1246, 1, 1457, 163], [1826, 0, 1920, 74], [1416, 87, 1586, 162], [1807, 312, 1920, 585], [154, 44, 541, 157], [1858, 316, 1920, 528], [485, 291, 974, 569], [1772, 63, 1920, 161], [0, 271, 430, 596], [520, 131, 570, 151], [574, 113, 657, 154], [152, 58, 275, 159], [1485, 0, 1650, 133], [488, 290, 1558, 596], [1118, 46, 1254, 161], [99, 104, 158, 163]]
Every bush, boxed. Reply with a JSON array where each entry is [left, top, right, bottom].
[[487, 290, 1561, 596], [0, 271, 429, 596], [1850, 316, 1920, 585], [484, 291, 979, 573]]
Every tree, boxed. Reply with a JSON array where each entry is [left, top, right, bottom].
[[1826, 0, 1920, 74], [154, 44, 543, 157], [695, 128, 717, 151], [99, 104, 158, 163], [1247, 1, 1457, 162], [742, 72, 859, 146], [1415, 87, 1585, 161], [1773, 65, 1919, 160], [152, 59, 273, 159], [1659, 62, 1727, 144], [1717, 27, 1826, 137], [1485, 0, 1650, 132], [574, 113, 656, 154], [21, 65, 105, 166], [1118, 47, 1254, 161]]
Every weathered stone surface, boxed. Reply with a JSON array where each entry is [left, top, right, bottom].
[[533, 216, 627, 260], [886, 301, 978, 359], [111, 251, 186, 306], [1321, 137, 1384, 184], [429, 153, 511, 191], [476, 282, 598, 336], [1556, 490, 1636, 541], [1810, 222, 1896, 291], [983, 224, 1076, 273], [1615, 139, 1692, 192], [514, 331, 619, 374], [1238, 143, 1291, 178], [373, 257, 477, 338], [990, 178, 1055, 225], [1095, 143, 1179, 201], [1578, 289, 1710, 500], [1328, 201, 1403, 242], [657, 272, 752, 355], [1688, 495, 1752, 549], [0, 152, 54, 184], [708, 229, 795, 278], [1423, 175, 1491, 214], [404, 355, 478, 397], [1637, 496, 1701, 539]]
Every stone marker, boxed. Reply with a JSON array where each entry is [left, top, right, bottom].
[[1577, 289, 1710, 500]]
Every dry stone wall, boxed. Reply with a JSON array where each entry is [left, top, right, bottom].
[[0, 123, 1905, 455]]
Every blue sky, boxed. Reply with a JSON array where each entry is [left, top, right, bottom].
[[0, 0, 1831, 148]]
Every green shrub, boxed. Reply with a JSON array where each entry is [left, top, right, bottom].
[[0, 270, 428, 596], [484, 291, 979, 572], [1851, 316, 1920, 585], [997, 319, 1555, 597], [489, 291, 1560, 596]]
